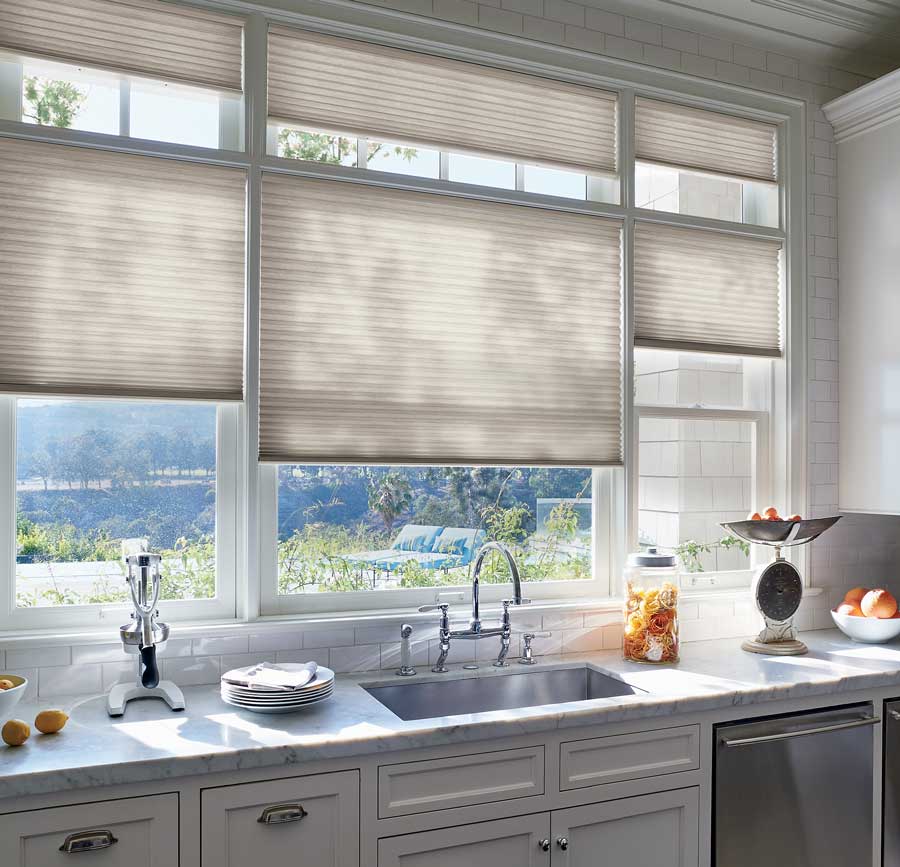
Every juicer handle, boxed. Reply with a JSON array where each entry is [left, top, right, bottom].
[[140, 644, 160, 689]]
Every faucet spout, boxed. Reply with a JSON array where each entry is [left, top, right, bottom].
[[470, 541, 523, 631]]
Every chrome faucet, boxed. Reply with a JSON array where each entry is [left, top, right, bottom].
[[419, 542, 530, 672]]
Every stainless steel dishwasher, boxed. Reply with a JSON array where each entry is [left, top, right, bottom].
[[883, 699, 900, 865], [715, 703, 877, 867]]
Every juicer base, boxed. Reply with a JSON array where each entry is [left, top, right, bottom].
[[107, 679, 186, 717]]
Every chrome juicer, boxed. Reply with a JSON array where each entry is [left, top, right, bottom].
[[107, 541, 185, 717]]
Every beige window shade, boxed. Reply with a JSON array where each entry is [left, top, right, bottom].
[[633, 221, 782, 357], [259, 174, 623, 466], [0, 137, 246, 400], [635, 97, 777, 183], [0, 0, 243, 92], [267, 26, 618, 176]]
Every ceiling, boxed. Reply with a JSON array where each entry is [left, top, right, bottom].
[[585, 0, 900, 77]]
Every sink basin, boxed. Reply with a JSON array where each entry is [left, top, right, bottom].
[[364, 665, 643, 721]]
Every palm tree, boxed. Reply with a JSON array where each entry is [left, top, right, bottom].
[[367, 472, 412, 534]]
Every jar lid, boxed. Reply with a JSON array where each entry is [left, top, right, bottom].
[[626, 547, 677, 568]]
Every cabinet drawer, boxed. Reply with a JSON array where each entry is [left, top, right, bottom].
[[560, 725, 699, 790], [379, 746, 544, 818], [0, 793, 178, 867], [201, 770, 358, 867]]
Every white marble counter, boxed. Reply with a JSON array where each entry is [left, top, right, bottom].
[[2, 628, 900, 799]]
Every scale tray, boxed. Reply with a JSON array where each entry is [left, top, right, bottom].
[[720, 515, 841, 547]]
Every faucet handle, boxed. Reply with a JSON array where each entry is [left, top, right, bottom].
[[418, 603, 450, 614], [501, 598, 532, 607]]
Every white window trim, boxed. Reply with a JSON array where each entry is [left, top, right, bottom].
[[0, 0, 807, 634], [0, 399, 240, 630]]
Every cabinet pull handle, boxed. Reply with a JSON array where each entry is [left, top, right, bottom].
[[721, 715, 878, 747], [59, 830, 119, 854], [556, 836, 569, 851], [257, 803, 308, 825], [538, 838, 551, 852]]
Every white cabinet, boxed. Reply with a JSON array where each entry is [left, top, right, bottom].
[[378, 814, 551, 867], [378, 789, 699, 867], [552, 788, 699, 867], [201, 770, 359, 867], [0, 793, 178, 867], [824, 72, 900, 513]]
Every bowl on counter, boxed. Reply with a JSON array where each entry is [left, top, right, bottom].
[[831, 609, 900, 643], [0, 674, 28, 715]]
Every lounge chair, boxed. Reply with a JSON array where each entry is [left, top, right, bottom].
[[375, 527, 486, 572], [343, 524, 442, 570]]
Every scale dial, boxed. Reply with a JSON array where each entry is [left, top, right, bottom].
[[755, 560, 802, 622]]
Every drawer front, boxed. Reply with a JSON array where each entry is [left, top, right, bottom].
[[560, 725, 700, 791], [0, 793, 178, 867], [379, 746, 544, 818], [201, 770, 359, 867]]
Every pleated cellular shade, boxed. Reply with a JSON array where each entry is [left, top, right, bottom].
[[0, 137, 246, 400], [635, 97, 777, 183], [633, 221, 782, 357], [0, 0, 243, 92], [267, 26, 618, 176], [259, 175, 623, 466]]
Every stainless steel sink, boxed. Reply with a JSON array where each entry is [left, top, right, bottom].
[[363, 665, 643, 721]]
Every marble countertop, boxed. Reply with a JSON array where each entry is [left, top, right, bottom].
[[3, 628, 900, 799]]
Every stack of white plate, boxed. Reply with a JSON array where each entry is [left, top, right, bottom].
[[220, 663, 335, 714]]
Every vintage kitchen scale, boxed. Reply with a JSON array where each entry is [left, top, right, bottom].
[[720, 516, 841, 655]]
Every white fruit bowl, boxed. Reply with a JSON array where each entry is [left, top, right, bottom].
[[0, 674, 28, 716], [831, 609, 900, 644]]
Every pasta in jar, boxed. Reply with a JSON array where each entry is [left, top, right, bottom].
[[622, 548, 679, 664]]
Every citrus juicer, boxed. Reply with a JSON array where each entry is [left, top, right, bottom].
[[107, 540, 185, 717], [719, 516, 841, 655]]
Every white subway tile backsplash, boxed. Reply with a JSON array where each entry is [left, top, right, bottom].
[[7, 646, 71, 669], [70, 643, 127, 665], [248, 631, 302, 653], [330, 644, 382, 673], [39, 664, 102, 698], [191, 635, 249, 657], [162, 656, 220, 687], [302, 628, 355, 649]]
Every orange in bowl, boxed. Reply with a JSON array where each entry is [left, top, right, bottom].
[[861, 589, 898, 619], [836, 602, 863, 617], [844, 587, 870, 607]]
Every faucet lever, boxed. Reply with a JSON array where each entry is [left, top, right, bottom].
[[519, 631, 552, 665]]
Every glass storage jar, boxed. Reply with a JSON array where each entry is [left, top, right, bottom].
[[623, 548, 680, 663]]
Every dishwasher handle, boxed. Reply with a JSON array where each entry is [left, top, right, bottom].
[[721, 714, 879, 748]]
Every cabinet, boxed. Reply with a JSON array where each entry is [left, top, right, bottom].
[[0, 793, 178, 867], [824, 72, 900, 513], [552, 788, 699, 867], [201, 770, 359, 867], [379, 814, 551, 867], [378, 789, 699, 867]]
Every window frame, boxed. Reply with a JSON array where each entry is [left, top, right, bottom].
[[0, 3, 807, 633], [0, 398, 240, 631]]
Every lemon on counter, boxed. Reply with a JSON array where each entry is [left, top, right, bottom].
[[2, 719, 30, 746], [34, 710, 68, 734]]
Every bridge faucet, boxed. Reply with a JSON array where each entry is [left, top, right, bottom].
[[419, 542, 530, 672]]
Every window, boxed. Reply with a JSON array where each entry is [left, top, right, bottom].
[[0, 53, 242, 148], [635, 161, 779, 227], [634, 350, 772, 590], [2, 398, 238, 629]]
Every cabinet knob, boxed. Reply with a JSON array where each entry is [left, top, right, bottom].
[[557, 836, 569, 851], [538, 838, 551, 852], [59, 830, 119, 854], [257, 803, 308, 825]]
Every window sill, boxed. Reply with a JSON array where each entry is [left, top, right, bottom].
[[0, 587, 823, 648]]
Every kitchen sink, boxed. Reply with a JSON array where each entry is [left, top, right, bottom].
[[364, 665, 643, 721]]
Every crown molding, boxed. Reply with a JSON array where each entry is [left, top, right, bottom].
[[824, 67, 900, 142]]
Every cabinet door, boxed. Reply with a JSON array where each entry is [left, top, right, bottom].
[[551, 788, 699, 867], [201, 770, 358, 867], [378, 813, 551, 867], [0, 793, 178, 867]]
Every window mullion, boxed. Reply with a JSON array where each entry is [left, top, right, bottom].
[[0, 397, 16, 629], [118, 77, 130, 138]]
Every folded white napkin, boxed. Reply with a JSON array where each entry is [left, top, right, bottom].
[[240, 661, 318, 691]]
